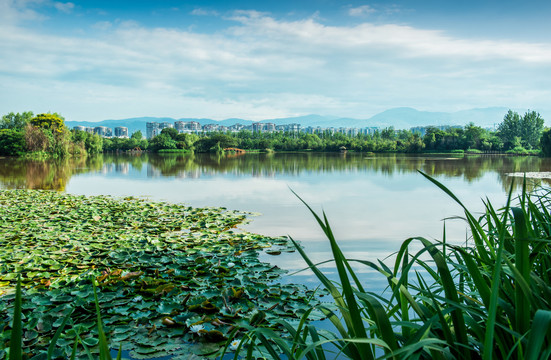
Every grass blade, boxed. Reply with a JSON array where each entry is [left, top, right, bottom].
[[9, 276, 23, 360], [526, 310, 551, 360], [47, 310, 74, 360]]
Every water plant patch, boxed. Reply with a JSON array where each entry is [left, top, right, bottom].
[[0, 190, 320, 359]]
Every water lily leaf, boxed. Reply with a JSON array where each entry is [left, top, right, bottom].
[[0, 189, 317, 359]]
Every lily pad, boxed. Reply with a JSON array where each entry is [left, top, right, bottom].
[[0, 190, 318, 359]]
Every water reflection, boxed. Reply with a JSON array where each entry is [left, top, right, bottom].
[[2, 153, 550, 192], [3, 152, 551, 289]]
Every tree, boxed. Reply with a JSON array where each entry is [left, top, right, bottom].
[[85, 133, 103, 154], [0, 129, 26, 155], [423, 127, 445, 150], [540, 128, 551, 157], [497, 110, 521, 149], [24, 124, 53, 152], [497, 110, 544, 150], [149, 133, 177, 151], [30, 113, 65, 132], [175, 133, 199, 150], [464, 122, 487, 149], [131, 130, 143, 140], [194, 134, 237, 152], [1, 111, 33, 130], [381, 127, 396, 140], [519, 110, 544, 149], [160, 127, 179, 140]]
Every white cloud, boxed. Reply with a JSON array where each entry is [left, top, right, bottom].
[[190, 7, 219, 16], [53, 1, 73, 13], [0, 2, 550, 121], [0, 0, 47, 24], [348, 5, 376, 17]]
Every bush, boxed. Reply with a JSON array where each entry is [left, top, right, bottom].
[[0, 129, 26, 156], [506, 146, 529, 155]]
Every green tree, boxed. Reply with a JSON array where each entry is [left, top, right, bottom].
[[519, 110, 544, 149], [160, 127, 179, 140], [0, 129, 26, 155], [85, 133, 103, 154], [131, 130, 143, 140], [149, 133, 177, 151], [497, 110, 544, 150], [1, 111, 33, 130], [194, 134, 237, 152], [464, 122, 488, 150], [175, 133, 199, 150], [423, 127, 446, 150], [497, 110, 521, 149], [540, 128, 551, 157]]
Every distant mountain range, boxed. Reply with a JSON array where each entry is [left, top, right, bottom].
[[66, 107, 510, 135]]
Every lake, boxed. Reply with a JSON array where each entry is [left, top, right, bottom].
[[2, 152, 550, 288]]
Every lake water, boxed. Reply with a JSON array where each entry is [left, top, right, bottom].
[[2, 152, 550, 289]]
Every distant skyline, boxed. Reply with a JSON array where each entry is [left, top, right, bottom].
[[1, 0, 550, 122]]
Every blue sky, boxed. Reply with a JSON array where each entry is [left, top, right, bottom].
[[1, 0, 550, 122]]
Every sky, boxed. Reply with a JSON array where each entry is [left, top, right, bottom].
[[1, 0, 550, 122]]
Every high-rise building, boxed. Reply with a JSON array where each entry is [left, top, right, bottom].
[[114, 126, 128, 137], [146, 122, 160, 139], [93, 126, 111, 137]]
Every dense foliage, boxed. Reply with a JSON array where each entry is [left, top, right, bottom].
[[154, 110, 546, 154], [0, 112, 104, 158], [0, 110, 548, 156]]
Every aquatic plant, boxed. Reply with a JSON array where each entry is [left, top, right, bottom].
[[229, 173, 551, 359], [0, 190, 318, 359], [6, 275, 121, 360]]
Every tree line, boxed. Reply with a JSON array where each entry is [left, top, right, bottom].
[[1, 110, 548, 157]]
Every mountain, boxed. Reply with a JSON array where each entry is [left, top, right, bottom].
[[65, 107, 511, 134]]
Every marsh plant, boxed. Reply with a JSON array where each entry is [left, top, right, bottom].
[[6, 277, 121, 360], [226, 172, 551, 360], [0, 191, 315, 359]]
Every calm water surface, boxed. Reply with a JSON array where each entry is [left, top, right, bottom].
[[2, 152, 550, 288]]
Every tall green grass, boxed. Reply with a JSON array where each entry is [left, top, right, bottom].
[[226, 172, 551, 359]]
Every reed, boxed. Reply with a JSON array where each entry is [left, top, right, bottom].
[[227, 172, 551, 359]]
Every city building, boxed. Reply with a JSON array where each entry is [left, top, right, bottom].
[[229, 124, 245, 132], [146, 122, 160, 139], [94, 126, 112, 137], [73, 126, 95, 134], [202, 124, 219, 132], [114, 126, 128, 138], [252, 122, 276, 133], [175, 121, 201, 133]]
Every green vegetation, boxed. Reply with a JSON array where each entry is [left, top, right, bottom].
[[226, 174, 551, 359], [7, 276, 123, 360], [1, 112, 103, 158], [153, 110, 547, 155], [0, 190, 319, 359], [1, 109, 548, 156]]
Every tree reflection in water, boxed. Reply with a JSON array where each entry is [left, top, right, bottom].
[[1, 152, 551, 192]]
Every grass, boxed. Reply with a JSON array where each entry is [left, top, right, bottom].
[[226, 172, 551, 359]]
